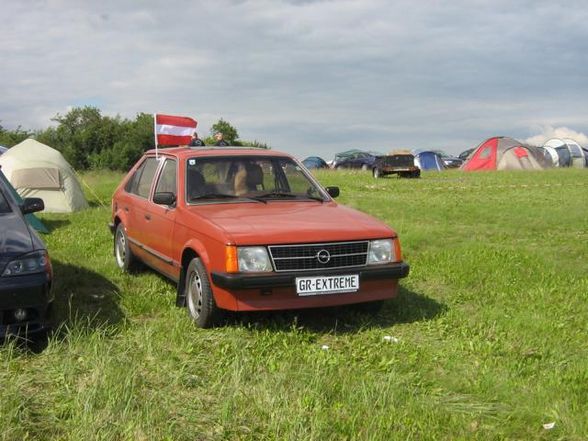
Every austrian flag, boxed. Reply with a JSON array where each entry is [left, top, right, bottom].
[[154, 114, 197, 146]]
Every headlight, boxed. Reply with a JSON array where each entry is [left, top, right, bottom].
[[2, 251, 50, 276], [368, 239, 395, 265], [238, 247, 273, 272]]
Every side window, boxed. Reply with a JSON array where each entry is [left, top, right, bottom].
[[154, 159, 177, 195], [126, 157, 159, 198]]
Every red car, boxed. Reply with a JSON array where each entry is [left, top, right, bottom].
[[110, 147, 409, 327]]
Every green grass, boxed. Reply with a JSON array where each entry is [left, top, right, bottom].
[[1, 168, 587, 440]]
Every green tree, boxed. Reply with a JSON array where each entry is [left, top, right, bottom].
[[0, 123, 33, 146], [209, 118, 239, 144]]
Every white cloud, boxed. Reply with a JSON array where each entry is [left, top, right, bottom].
[[1, 0, 587, 159], [526, 126, 588, 147]]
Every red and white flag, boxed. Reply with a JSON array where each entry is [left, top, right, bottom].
[[154, 114, 197, 146]]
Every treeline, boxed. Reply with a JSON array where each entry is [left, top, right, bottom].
[[0, 107, 268, 171]]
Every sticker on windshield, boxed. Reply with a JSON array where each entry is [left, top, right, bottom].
[[188, 159, 196, 165]]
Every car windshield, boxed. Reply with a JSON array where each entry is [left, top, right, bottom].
[[186, 156, 326, 203]]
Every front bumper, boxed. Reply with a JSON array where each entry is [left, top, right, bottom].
[[0, 272, 53, 337], [211, 262, 409, 290]]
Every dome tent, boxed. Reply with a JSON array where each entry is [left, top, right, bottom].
[[0, 139, 88, 213], [462, 136, 547, 171], [412, 150, 445, 171]]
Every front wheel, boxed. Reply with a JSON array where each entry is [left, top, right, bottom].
[[185, 258, 221, 328], [114, 223, 136, 272]]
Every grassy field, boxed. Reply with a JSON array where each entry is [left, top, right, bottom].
[[1, 168, 587, 440]]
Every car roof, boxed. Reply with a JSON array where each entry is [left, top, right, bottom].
[[146, 146, 293, 160]]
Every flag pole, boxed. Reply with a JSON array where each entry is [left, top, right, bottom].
[[153, 113, 158, 159]]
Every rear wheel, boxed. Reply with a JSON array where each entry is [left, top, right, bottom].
[[114, 223, 136, 272], [361, 164, 369, 171], [185, 258, 221, 328], [373, 168, 381, 178]]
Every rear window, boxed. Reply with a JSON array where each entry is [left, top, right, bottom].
[[125, 157, 159, 199]]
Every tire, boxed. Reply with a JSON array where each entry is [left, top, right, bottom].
[[411, 170, 421, 179], [361, 164, 369, 171], [373, 168, 381, 178], [185, 258, 221, 328], [114, 223, 136, 272]]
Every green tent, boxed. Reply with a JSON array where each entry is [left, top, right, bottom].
[[0, 167, 48, 233]]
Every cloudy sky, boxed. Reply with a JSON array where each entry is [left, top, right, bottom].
[[1, 0, 587, 159]]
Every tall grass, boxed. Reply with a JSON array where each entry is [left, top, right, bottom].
[[1, 168, 587, 440]]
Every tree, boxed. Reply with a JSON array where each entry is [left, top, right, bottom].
[[210, 119, 239, 144]]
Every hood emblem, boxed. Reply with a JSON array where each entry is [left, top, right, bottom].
[[316, 249, 331, 264]]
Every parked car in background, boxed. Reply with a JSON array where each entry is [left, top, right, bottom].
[[332, 150, 380, 170], [301, 156, 329, 169], [0, 169, 52, 338], [433, 150, 464, 168], [110, 146, 409, 327], [372, 151, 420, 178], [458, 148, 475, 162]]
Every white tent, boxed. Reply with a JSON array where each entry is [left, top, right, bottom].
[[543, 138, 586, 168], [0, 139, 88, 213]]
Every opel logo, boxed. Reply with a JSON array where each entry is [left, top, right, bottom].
[[316, 249, 331, 264]]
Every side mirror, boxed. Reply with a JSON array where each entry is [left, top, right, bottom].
[[326, 186, 339, 198], [20, 198, 44, 214], [153, 192, 176, 206]]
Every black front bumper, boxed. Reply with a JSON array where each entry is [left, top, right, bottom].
[[211, 262, 410, 290], [0, 272, 53, 337]]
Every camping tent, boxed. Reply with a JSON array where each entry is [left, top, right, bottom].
[[0, 167, 48, 233], [462, 137, 547, 171], [0, 139, 88, 213], [543, 138, 586, 168], [412, 150, 445, 171]]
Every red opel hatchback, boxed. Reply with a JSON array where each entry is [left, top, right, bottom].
[[110, 147, 409, 327]]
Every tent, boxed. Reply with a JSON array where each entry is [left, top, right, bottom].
[[0, 167, 48, 233], [0, 139, 88, 213], [412, 150, 445, 171], [0, 146, 8, 155], [462, 137, 547, 171], [543, 138, 586, 168]]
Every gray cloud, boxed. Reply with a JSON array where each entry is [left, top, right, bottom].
[[1, 0, 587, 159]]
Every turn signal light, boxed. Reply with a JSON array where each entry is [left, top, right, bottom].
[[394, 238, 403, 262], [225, 245, 238, 273]]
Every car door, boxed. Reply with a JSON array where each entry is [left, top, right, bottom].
[[124, 157, 160, 262], [142, 158, 179, 280]]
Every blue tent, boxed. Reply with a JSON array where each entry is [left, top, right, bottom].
[[413, 150, 446, 171]]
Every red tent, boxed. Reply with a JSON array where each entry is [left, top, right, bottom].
[[462, 137, 547, 171]]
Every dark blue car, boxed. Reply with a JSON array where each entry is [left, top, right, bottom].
[[301, 156, 329, 169], [332, 150, 380, 170], [0, 169, 53, 338]]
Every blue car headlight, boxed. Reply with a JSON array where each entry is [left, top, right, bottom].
[[2, 251, 50, 276]]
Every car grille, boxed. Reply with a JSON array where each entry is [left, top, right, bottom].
[[268, 241, 369, 272]]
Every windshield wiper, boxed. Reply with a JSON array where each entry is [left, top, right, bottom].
[[251, 192, 298, 199]]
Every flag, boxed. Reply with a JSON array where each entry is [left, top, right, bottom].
[[154, 114, 197, 146]]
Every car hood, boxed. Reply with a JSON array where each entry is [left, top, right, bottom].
[[188, 201, 395, 245], [0, 212, 36, 269]]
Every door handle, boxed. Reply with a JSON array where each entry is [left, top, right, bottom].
[[145, 214, 151, 220]]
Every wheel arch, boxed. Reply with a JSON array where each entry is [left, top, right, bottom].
[[176, 241, 211, 307]]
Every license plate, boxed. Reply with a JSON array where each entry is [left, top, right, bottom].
[[296, 274, 360, 296]]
